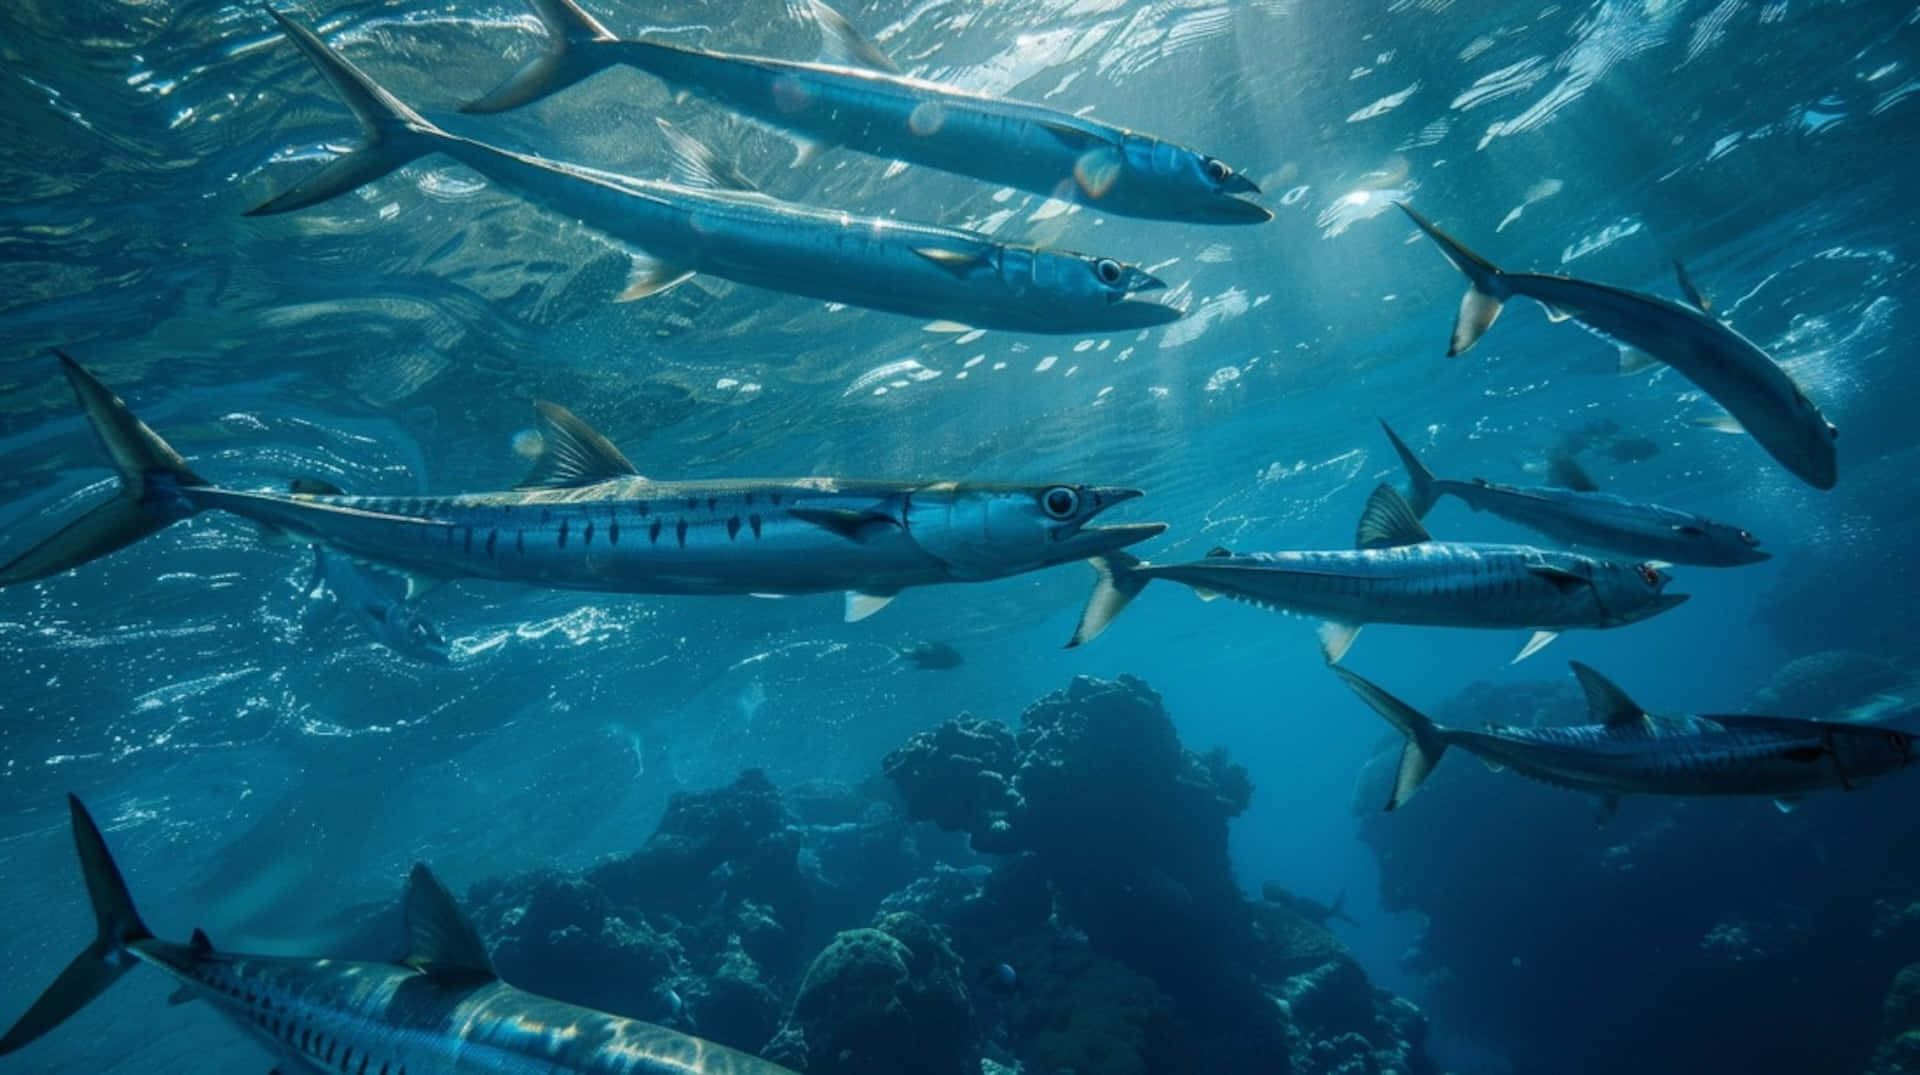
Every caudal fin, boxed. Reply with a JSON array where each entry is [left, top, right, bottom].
[[1330, 666, 1450, 811], [461, 0, 616, 114], [0, 796, 154, 1057], [247, 7, 442, 216], [1377, 420, 1440, 518], [1396, 202, 1508, 357], [0, 354, 206, 589], [1065, 552, 1150, 648]]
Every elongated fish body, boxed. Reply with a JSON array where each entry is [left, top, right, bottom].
[[247, 9, 1180, 335], [208, 475, 1136, 596], [1378, 421, 1768, 566], [465, 0, 1270, 225], [1336, 662, 1914, 813], [0, 356, 1165, 625], [1067, 484, 1685, 660], [0, 796, 801, 1075], [1132, 541, 1673, 632], [1398, 203, 1838, 489]]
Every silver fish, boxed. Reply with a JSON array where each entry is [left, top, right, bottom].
[[464, 0, 1271, 226], [1397, 202, 1838, 489], [0, 355, 1164, 624], [306, 540, 454, 664], [1335, 661, 1915, 815], [248, 8, 1180, 335], [1379, 420, 1768, 567], [0, 795, 799, 1074], [1068, 483, 1686, 663]]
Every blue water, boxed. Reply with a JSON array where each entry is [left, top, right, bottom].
[[2, 0, 1917, 1072]]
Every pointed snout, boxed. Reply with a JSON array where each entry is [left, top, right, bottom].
[[1126, 270, 1168, 294], [1222, 172, 1261, 196], [1058, 521, 1168, 559], [1192, 190, 1273, 225]]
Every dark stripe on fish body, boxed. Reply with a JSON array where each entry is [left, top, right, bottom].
[[558, 519, 570, 548], [750, 513, 763, 538], [676, 519, 688, 547], [707, 497, 718, 512], [650, 520, 662, 544], [486, 529, 498, 557], [609, 520, 620, 544], [727, 516, 741, 540], [685, 498, 698, 511], [638, 501, 650, 517], [516, 530, 525, 554], [463, 526, 473, 555], [584, 521, 595, 546]]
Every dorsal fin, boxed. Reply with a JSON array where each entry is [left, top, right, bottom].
[[517, 402, 641, 489], [803, 0, 898, 72], [1673, 259, 1711, 312], [402, 864, 495, 981], [911, 246, 993, 278], [288, 478, 346, 497], [1355, 484, 1430, 549], [1568, 661, 1649, 732], [1204, 546, 1233, 558], [189, 928, 215, 955], [654, 118, 759, 193], [1546, 454, 1598, 492]]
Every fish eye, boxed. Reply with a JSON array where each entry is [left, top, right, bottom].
[[1039, 486, 1080, 520], [1093, 258, 1124, 286], [1203, 158, 1231, 182], [1737, 529, 1758, 546], [1637, 564, 1663, 586], [1888, 731, 1909, 754]]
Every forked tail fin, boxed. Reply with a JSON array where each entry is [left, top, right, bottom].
[[247, 6, 444, 216], [1065, 552, 1151, 648], [1377, 420, 1440, 518], [1331, 666, 1450, 811], [461, 0, 617, 114], [1396, 202, 1509, 357], [0, 796, 154, 1057], [0, 354, 207, 588]]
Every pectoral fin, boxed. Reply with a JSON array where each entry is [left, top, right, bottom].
[[1355, 484, 1431, 549], [912, 246, 993, 278], [1318, 621, 1364, 664], [1617, 346, 1661, 375], [1773, 796, 1802, 814], [617, 254, 696, 302], [1674, 259, 1711, 312], [844, 590, 897, 622], [516, 401, 643, 489], [1510, 630, 1559, 663], [654, 118, 760, 193], [789, 507, 899, 543], [1689, 413, 1746, 435], [1073, 147, 1123, 199]]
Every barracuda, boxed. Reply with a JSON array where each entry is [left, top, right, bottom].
[[246, 8, 1181, 335], [462, 0, 1272, 226], [1378, 421, 1769, 567], [1067, 484, 1686, 663], [1335, 662, 1916, 815], [0, 355, 1164, 622], [1397, 202, 1839, 489], [0, 795, 801, 1074]]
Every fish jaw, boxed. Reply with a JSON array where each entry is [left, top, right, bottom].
[[1051, 521, 1169, 562], [1188, 191, 1274, 224], [1095, 297, 1185, 329]]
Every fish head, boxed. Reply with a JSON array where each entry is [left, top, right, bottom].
[[1595, 560, 1690, 625], [374, 604, 452, 664], [1786, 394, 1839, 490], [1027, 250, 1184, 329], [1674, 521, 1771, 565], [904, 483, 1165, 579], [1118, 135, 1271, 223], [1829, 725, 1913, 780]]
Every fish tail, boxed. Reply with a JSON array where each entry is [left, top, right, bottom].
[[0, 354, 208, 589], [1377, 420, 1440, 518], [1331, 666, 1450, 811], [461, 0, 616, 114], [1065, 552, 1151, 648], [0, 796, 155, 1057], [1396, 202, 1508, 357], [247, 7, 445, 216]]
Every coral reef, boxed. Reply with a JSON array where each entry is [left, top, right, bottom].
[[455, 676, 1433, 1075]]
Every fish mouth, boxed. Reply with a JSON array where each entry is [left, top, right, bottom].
[[1056, 520, 1169, 559], [1122, 271, 1168, 295], [1099, 293, 1185, 328], [1204, 191, 1274, 224], [1222, 173, 1262, 196]]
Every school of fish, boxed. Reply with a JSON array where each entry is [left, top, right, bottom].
[[0, 1, 1896, 1071]]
